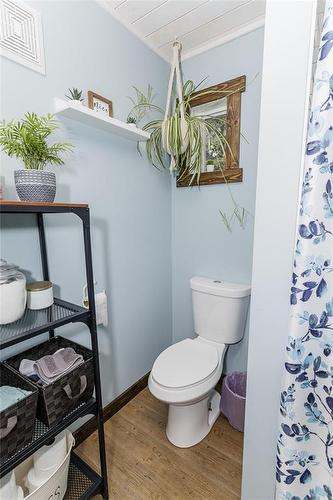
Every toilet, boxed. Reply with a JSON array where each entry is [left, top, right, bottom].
[[149, 276, 251, 448]]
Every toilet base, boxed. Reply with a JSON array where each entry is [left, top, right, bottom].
[[166, 390, 221, 448]]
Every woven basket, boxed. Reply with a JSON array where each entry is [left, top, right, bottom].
[[5, 337, 94, 428], [0, 363, 38, 464]]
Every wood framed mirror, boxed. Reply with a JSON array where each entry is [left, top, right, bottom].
[[176, 75, 246, 188]]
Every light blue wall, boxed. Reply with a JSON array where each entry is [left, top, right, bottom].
[[172, 28, 264, 373], [0, 1, 172, 405]]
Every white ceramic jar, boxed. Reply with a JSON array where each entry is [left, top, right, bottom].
[[0, 259, 27, 324], [26, 281, 53, 310]]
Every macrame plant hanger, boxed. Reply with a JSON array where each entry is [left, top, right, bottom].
[[162, 40, 188, 172]]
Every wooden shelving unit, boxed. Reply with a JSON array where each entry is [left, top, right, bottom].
[[0, 201, 108, 499], [54, 98, 150, 142]]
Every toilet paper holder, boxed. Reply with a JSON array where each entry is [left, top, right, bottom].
[[82, 282, 97, 308], [82, 282, 108, 327]]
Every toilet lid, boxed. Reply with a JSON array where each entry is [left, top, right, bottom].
[[152, 339, 219, 389]]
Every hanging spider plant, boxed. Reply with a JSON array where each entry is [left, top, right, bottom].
[[128, 79, 251, 231], [135, 80, 233, 177]]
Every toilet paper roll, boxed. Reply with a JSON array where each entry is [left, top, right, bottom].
[[0, 471, 23, 500], [17, 486, 24, 500], [33, 431, 66, 473], [26, 468, 45, 494]]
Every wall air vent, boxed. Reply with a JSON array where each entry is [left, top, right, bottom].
[[0, 0, 45, 74]]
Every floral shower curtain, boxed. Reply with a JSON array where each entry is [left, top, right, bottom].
[[276, 2, 333, 499]]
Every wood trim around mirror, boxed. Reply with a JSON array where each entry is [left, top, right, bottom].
[[176, 75, 246, 188]]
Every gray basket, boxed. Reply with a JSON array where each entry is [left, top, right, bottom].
[[5, 337, 94, 428], [0, 363, 38, 464]]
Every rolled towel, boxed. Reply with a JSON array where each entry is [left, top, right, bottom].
[[19, 358, 35, 378]]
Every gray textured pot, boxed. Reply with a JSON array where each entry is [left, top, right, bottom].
[[14, 170, 56, 202]]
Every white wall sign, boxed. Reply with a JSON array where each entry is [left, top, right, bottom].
[[0, 0, 45, 74]]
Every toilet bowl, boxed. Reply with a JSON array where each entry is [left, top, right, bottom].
[[149, 337, 227, 447], [149, 277, 250, 448]]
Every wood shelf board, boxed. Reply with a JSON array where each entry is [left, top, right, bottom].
[[0, 201, 88, 208], [54, 98, 150, 142], [176, 168, 243, 187]]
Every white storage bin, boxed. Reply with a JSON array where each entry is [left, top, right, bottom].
[[15, 431, 74, 500]]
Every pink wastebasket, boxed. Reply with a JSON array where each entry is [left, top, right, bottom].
[[220, 372, 247, 432]]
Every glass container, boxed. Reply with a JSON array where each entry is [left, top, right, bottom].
[[0, 259, 27, 324]]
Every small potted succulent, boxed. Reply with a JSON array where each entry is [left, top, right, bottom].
[[0, 112, 73, 202], [126, 116, 137, 128], [65, 87, 84, 106]]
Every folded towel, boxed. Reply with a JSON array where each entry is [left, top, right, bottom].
[[19, 348, 83, 385], [35, 348, 83, 384], [0, 386, 31, 412]]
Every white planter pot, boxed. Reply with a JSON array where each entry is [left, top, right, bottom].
[[70, 100, 84, 108]]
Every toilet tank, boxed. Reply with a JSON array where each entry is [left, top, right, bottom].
[[190, 277, 251, 344]]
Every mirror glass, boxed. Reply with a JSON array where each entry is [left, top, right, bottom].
[[191, 97, 227, 173]]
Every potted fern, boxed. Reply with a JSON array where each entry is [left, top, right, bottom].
[[0, 112, 73, 202]]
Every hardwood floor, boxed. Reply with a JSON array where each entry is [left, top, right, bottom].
[[76, 388, 244, 499]]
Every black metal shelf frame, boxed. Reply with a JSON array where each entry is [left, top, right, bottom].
[[0, 203, 109, 499], [65, 453, 102, 499], [0, 298, 89, 349], [0, 399, 97, 477]]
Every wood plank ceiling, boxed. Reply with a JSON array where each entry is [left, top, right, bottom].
[[98, 0, 266, 62]]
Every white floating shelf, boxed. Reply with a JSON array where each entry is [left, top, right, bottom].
[[54, 98, 150, 142]]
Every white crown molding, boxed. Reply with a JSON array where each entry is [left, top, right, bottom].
[[95, 0, 169, 63], [182, 15, 265, 61]]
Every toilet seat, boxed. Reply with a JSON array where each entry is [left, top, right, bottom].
[[151, 338, 219, 389]]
